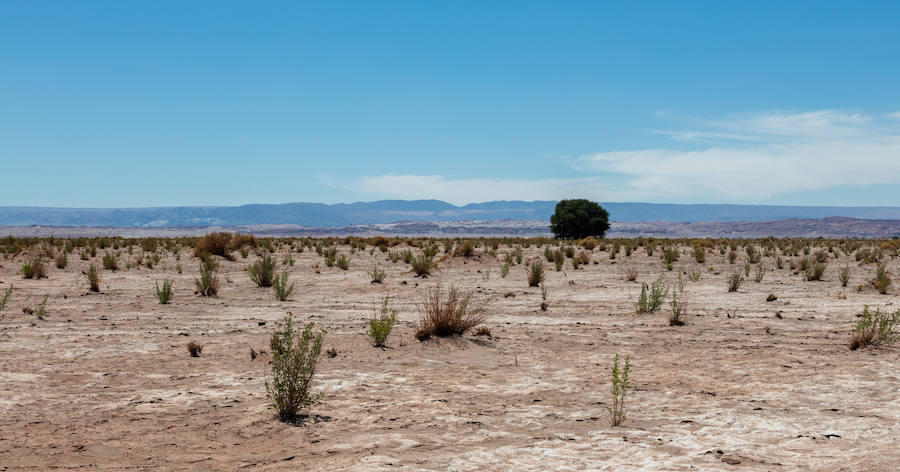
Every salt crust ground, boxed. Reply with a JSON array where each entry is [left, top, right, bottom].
[[0, 243, 897, 470]]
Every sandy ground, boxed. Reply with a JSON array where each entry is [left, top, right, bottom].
[[0, 242, 898, 471]]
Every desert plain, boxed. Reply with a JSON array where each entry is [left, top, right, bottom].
[[0, 236, 898, 471]]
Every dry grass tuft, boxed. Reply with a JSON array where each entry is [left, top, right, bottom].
[[186, 341, 203, 357], [415, 286, 490, 341]]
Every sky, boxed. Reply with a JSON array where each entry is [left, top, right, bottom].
[[2, 1, 900, 208]]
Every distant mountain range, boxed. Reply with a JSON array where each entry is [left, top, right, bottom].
[[2, 200, 900, 227]]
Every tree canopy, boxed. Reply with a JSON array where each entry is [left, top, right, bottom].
[[549, 199, 610, 239]]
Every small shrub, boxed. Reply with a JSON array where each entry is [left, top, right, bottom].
[[607, 354, 631, 427], [266, 314, 324, 421], [195, 263, 219, 297], [754, 264, 766, 283], [727, 251, 737, 264], [273, 269, 295, 301], [156, 279, 173, 304], [839, 265, 851, 287], [409, 252, 435, 277], [849, 306, 899, 350], [454, 240, 475, 258], [197, 232, 235, 260], [55, 253, 68, 269], [248, 255, 277, 287], [624, 267, 638, 282], [528, 260, 545, 287], [693, 247, 705, 263], [550, 250, 563, 271], [743, 262, 751, 277], [102, 252, 118, 271], [668, 273, 687, 326], [805, 259, 826, 281], [415, 286, 490, 340], [648, 275, 667, 313], [687, 270, 702, 282], [728, 272, 744, 292], [874, 263, 891, 294], [86, 263, 102, 292], [368, 265, 386, 284], [0, 285, 12, 312], [662, 247, 678, 270], [335, 254, 350, 270], [35, 296, 48, 320], [368, 297, 397, 347], [22, 257, 47, 279], [636, 276, 667, 313], [187, 341, 203, 357], [500, 262, 510, 278]]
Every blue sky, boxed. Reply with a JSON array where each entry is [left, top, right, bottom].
[[2, 1, 899, 207]]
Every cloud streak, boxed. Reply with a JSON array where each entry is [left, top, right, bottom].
[[354, 110, 900, 205]]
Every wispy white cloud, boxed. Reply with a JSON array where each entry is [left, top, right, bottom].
[[352, 110, 900, 204], [357, 174, 627, 205]]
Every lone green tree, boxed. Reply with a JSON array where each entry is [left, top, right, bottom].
[[549, 199, 610, 239]]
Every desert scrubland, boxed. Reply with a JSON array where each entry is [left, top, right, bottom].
[[0, 234, 898, 471]]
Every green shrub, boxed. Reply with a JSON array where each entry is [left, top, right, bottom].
[[266, 314, 324, 422], [368, 297, 397, 347], [273, 269, 294, 301], [528, 260, 545, 287], [156, 279, 173, 304], [368, 265, 386, 284], [0, 285, 12, 312], [693, 247, 705, 263], [648, 275, 668, 312], [335, 254, 350, 270], [454, 240, 475, 258], [635, 283, 649, 313], [839, 265, 851, 287], [754, 264, 766, 283], [102, 252, 118, 271], [248, 255, 277, 287], [668, 273, 687, 326], [607, 354, 631, 427], [21, 257, 46, 279], [35, 296, 48, 320], [553, 250, 565, 271], [727, 250, 737, 264], [86, 263, 102, 292], [728, 271, 743, 292], [409, 252, 435, 277], [195, 263, 219, 297], [636, 275, 667, 313], [805, 258, 826, 281], [662, 247, 678, 271], [874, 263, 891, 294], [849, 306, 899, 350], [500, 262, 510, 278], [55, 253, 68, 269]]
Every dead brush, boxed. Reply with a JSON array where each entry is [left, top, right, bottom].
[[415, 286, 491, 341], [186, 341, 203, 357], [624, 266, 638, 282], [472, 325, 492, 338]]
